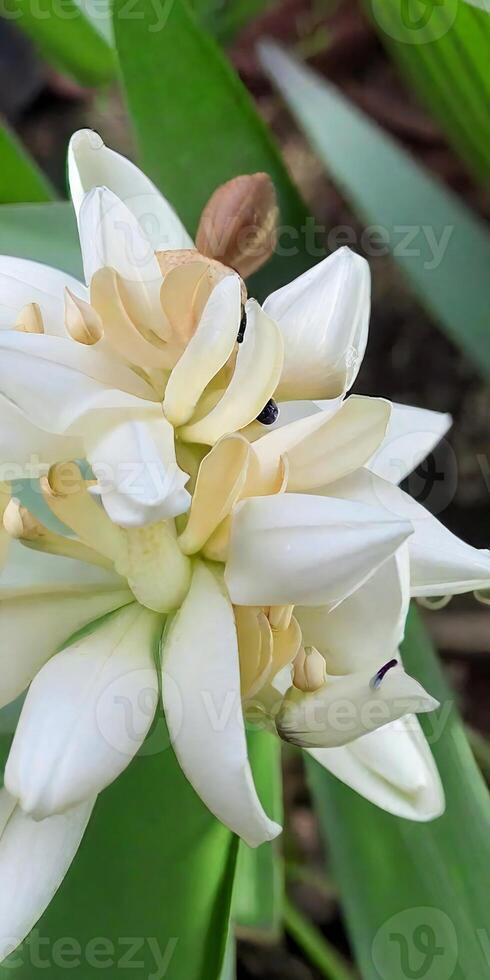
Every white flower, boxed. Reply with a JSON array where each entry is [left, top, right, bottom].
[[0, 131, 490, 955]]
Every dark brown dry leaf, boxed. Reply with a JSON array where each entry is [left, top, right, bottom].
[[196, 173, 278, 278]]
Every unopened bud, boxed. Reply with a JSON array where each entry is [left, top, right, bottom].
[[196, 173, 278, 279], [65, 289, 103, 345], [292, 646, 327, 693], [15, 302, 44, 334], [3, 499, 43, 540]]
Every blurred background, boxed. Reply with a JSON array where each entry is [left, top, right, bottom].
[[0, 0, 489, 976]]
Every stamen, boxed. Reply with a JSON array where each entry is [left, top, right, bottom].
[[15, 302, 44, 334], [370, 658, 398, 690], [256, 398, 279, 425], [237, 308, 247, 343]]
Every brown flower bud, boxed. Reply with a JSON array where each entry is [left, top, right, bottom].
[[195, 173, 278, 279]]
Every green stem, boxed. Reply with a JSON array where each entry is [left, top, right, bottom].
[[283, 896, 355, 980]]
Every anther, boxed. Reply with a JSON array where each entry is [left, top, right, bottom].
[[256, 398, 279, 425], [370, 658, 399, 690]]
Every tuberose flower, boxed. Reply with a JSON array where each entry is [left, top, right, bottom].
[[0, 131, 489, 956]]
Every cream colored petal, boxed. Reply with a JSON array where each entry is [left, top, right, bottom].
[[42, 461, 126, 563], [160, 259, 226, 345], [236, 606, 273, 699], [5, 604, 162, 817], [308, 715, 444, 820], [0, 541, 126, 598], [161, 561, 281, 847], [263, 247, 370, 399], [90, 267, 176, 369], [69, 129, 193, 251], [277, 662, 438, 749], [163, 274, 241, 427], [180, 299, 284, 445], [0, 789, 94, 960], [296, 546, 410, 675], [286, 395, 390, 491], [0, 256, 87, 336], [178, 435, 250, 555], [368, 402, 452, 485], [249, 398, 341, 491], [225, 493, 412, 608]]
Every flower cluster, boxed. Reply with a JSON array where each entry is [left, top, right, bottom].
[[0, 130, 489, 953]]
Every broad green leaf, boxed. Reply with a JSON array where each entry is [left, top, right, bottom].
[[0, 723, 238, 980], [306, 608, 490, 980], [113, 0, 311, 297], [260, 43, 490, 377], [234, 730, 284, 942], [365, 0, 490, 181], [0, 127, 54, 204], [0, 202, 82, 278], [0, 0, 115, 85]]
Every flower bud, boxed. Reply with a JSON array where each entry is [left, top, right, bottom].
[[196, 173, 278, 279], [292, 645, 327, 693], [64, 289, 103, 345], [15, 302, 44, 334]]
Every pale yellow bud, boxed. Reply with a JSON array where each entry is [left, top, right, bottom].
[[64, 288, 103, 345], [3, 498, 43, 540], [15, 302, 44, 334], [292, 646, 327, 693]]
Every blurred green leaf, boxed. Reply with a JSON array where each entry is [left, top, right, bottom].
[[191, 0, 275, 43], [260, 43, 490, 377], [306, 608, 490, 980], [0, 0, 115, 85], [365, 0, 490, 182], [283, 895, 355, 980], [0, 724, 238, 980], [113, 0, 311, 297], [0, 201, 81, 277], [234, 729, 284, 942], [0, 126, 54, 204]]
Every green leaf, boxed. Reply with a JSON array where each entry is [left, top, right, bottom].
[[283, 895, 355, 980], [0, 201, 82, 278], [306, 607, 490, 979], [113, 0, 311, 297], [0, 126, 54, 204], [0, 724, 238, 980], [364, 0, 490, 182], [0, 0, 115, 85], [192, 0, 276, 44], [260, 43, 490, 378], [234, 729, 284, 942]]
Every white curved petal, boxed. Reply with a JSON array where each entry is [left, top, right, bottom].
[[264, 247, 370, 399], [296, 545, 410, 675], [163, 274, 241, 427], [5, 604, 161, 818], [0, 543, 131, 710], [226, 493, 412, 608], [161, 561, 281, 847], [69, 130, 192, 251], [180, 300, 284, 445], [0, 789, 94, 960], [249, 397, 341, 489], [277, 663, 438, 749], [309, 715, 444, 820], [0, 399, 82, 479], [0, 257, 87, 336], [326, 468, 490, 597], [85, 411, 191, 527], [368, 402, 452, 484]]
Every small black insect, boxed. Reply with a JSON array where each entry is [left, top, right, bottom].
[[256, 399, 279, 425], [237, 308, 247, 344], [370, 659, 398, 691]]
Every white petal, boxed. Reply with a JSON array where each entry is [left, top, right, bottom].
[[277, 663, 438, 748], [0, 257, 87, 336], [78, 186, 164, 293], [85, 411, 191, 527], [368, 401, 452, 484], [263, 247, 369, 399], [161, 561, 281, 847], [326, 468, 490, 597], [226, 493, 412, 607], [0, 399, 81, 479], [309, 715, 444, 820], [69, 130, 192, 251], [180, 299, 284, 445], [296, 545, 410, 675], [249, 397, 341, 490], [163, 274, 241, 428], [0, 789, 94, 959], [5, 604, 161, 818], [0, 551, 132, 709]]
